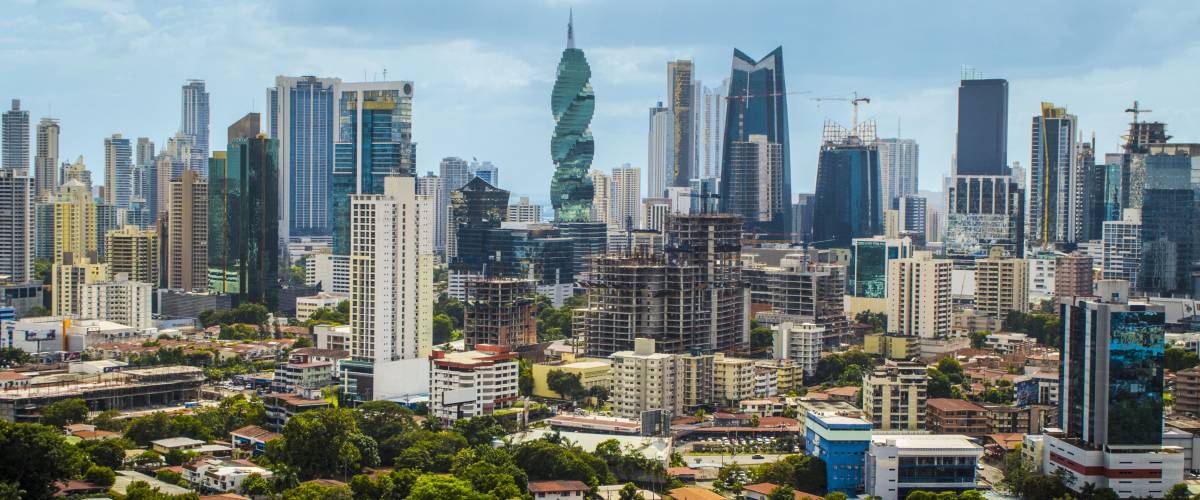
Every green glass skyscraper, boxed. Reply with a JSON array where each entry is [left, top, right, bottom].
[[549, 11, 595, 223]]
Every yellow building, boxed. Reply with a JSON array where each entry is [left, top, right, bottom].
[[52, 256, 109, 317], [105, 225, 158, 285], [755, 358, 803, 394], [864, 333, 918, 361], [713, 353, 756, 407], [52, 180, 98, 264], [531, 356, 612, 400]]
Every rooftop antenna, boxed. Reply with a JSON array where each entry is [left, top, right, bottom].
[[383, 68, 388, 80], [567, 8, 575, 49]]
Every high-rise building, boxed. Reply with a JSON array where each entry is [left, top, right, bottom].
[[897, 195, 927, 236], [1029, 102, 1081, 246], [610, 165, 640, 231], [974, 247, 1028, 321], [647, 101, 672, 198], [609, 338, 683, 419], [429, 346, 518, 422], [61, 156, 91, 192], [549, 13, 595, 223], [1042, 298, 1182, 496], [886, 251, 952, 339], [180, 80, 210, 173], [877, 138, 919, 210], [448, 176, 509, 266], [862, 361, 927, 430], [267, 75, 341, 240], [847, 236, 913, 317], [471, 160, 497, 186], [745, 254, 850, 349], [1101, 209, 1142, 285], [812, 121, 880, 247], [33, 118, 58, 199], [698, 80, 729, 180], [945, 175, 1025, 263], [505, 196, 542, 223], [135, 137, 155, 170], [50, 180, 97, 264], [52, 254, 109, 316], [437, 157, 472, 255], [104, 225, 158, 286], [954, 78, 1008, 176], [2, 100, 29, 171], [330, 81, 416, 255], [463, 277, 536, 350], [208, 127, 280, 308], [0, 170, 33, 283], [1054, 252, 1093, 301], [588, 169, 610, 225], [1136, 153, 1195, 296], [167, 170, 207, 291], [720, 47, 791, 239], [344, 176, 433, 401], [104, 134, 133, 209], [668, 60, 695, 187], [80, 273, 152, 330]]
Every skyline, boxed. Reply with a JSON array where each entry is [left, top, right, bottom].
[[3, 1, 1200, 204]]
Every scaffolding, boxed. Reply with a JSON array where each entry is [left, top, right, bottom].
[[463, 277, 537, 350]]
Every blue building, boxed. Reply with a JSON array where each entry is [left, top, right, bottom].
[[811, 124, 882, 248], [804, 411, 872, 494], [954, 78, 1008, 176], [267, 75, 339, 239]]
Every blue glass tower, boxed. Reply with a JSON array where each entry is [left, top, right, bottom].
[[719, 47, 791, 239], [805, 412, 872, 494], [267, 76, 338, 239], [208, 130, 281, 309], [811, 123, 882, 248], [331, 82, 416, 255], [549, 12, 595, 223]]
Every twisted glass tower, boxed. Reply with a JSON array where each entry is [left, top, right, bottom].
[[549, 12, 595, 222]]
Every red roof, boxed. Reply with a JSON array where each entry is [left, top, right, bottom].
[[825, 386, 860, 397], [927, 398, 987, 412], [528, 480, 588, 493], [743, 483, 822, 499]]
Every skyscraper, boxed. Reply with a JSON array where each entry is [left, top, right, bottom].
[[647, 102, 672, 198], [877, 138, 919, 210], [954, 78, 1008, 176], [720, 47, 791, 238], [135, 137, 155, 170], [330, 81, 416, 255], [886, 251, 952, 339], [344, 176, 433, 401], [104, 225, 158, 286], [945, 175, 1025, 262], [208, 126, 280, 308], [471, 160, 497, 186], [1136, 153, 1195, 296], [33, 117, 58, 199], [699, 80, 729, 180], [167, 169, 207, 292], [811, 121, 881, 248], [549, 12, 595, 223], [50, 180, 97, 264], [104, 134, 132, 209], [438, 156, 471, 255], [267, 75, 341, 240], [180, 80, 210, 172], [610, 165, 641, 231], [2, 100, 29, 171], [668, 60, 695, 187], [0, 169, 33, 283], [1029, 102, 1081, 246], [589, 169, 610, 225]]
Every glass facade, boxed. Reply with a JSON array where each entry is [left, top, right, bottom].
[[719, 47, 791, 238], [954, 79, 1008, 176], [897, 456, 978, 485], [331, 84, 415, 254], [269, 77, 337, 237], [1139, 154, 1194, 295], [208, 139, 280, 309], [1106, 310, 1165, 445], [812, 143, 881, 248], [850, 240, 887, 298], [549, 37, 595, 223]]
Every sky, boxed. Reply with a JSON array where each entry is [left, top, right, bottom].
[[4, 0, 1200, 206]]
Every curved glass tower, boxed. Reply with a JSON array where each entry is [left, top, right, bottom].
[[549, 12, 595, 223]]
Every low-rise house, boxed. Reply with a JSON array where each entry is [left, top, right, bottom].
[[925, 398, 989, 436], [229, 425, 280, 457], [262, 392, 331, 431], [0, 371, 29, 390], [527, 480, 588, 500], [183, 457, 272, 494], [151, 436, 205, 454], [744, 482, 822, 499]]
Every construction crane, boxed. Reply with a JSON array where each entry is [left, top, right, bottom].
[[723, 89, 811, 140], [810, 92, 871, 128], [1124, 100, 1151, 123]]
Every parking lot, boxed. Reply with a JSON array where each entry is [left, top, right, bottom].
[[679, 435, 799, 456]]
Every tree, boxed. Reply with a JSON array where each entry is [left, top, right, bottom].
[[79, 438, 128, 469], [282, 481, 352, 500], [0, 421, 89, 499], [453, 416, 506, 447], [433, 314, 455, 344], [751, 326, 774, 351], [0, 347, 30, 368], [1165, 483, 1191, 500], [25, 306, 50, 318], [1166, 347, 1200, 372], [518, 358, 534, 397], [767, 485, 795, 500], [84, 465, 116, 487], [407, 475, 484, 500], [926, 368, 954, 399], [546, 369, 587, 401], [1020, 473, 1068, 500], [969, 330, 990, 349], [825, 493, 848, 500], [855, 311, 886, 332], [40, 398, 89, 427], [754, 454, 826, 492], [240, 472, 271, 497], [123, 480, 201, 500], [619, 482, 645, 500], [271, 408, 371, 480]]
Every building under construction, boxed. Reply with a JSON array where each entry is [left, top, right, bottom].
[[0, 365, 204, 422], [463, 277, 537, 350], [580, 213, 748, 357], [744, 253, 850, 349]]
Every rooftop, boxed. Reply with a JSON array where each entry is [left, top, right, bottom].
[[927, 398, 988, 412], [528, 480, 589, 493], [871, 434, 984, 451], [151, 436, 204, 448]]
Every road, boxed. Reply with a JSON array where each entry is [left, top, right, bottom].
[[977, 461, 1006, 491]]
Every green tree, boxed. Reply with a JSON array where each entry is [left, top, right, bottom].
[[240, 472, 271, 497], [407, 474, 484, 500], [1165, 347, 1200, 372], [518, 358, 534, 396], [282, 481, 352, 500], [619, 482, 645, 500], [84, 465, 116, 487], [751, 325, 774, 351], [546, 369, 587, 401], [1165, 483, 1191, 500], [433, 314, 455, 344], [123, 480, 201, 500], [768, 485, 795, 500], [452, 416, 506, 447], [271, 408, 372, 480], [79, 438, 128, 469], [754, 454, 826, 492], [40, 398, 90, 427], [825, 493, 849, 500], [855, 311, 887, 332], [155, 469, 186, 487], [24, 305, 50, 318], [927, 368, 954, 399], [0, 421, 89, 499], [0, 347, 30, 368], [969, 330, 990, 349]]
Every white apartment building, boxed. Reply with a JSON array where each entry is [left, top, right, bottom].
[[1036, 432, 1183, 499], [886, 251, 951, 339], [771, 321, 824, 376], [182, 457, 272, 494], [862, 361, 927, 431], [52, 258, 109, 317], [295, 292, 343, 323], [974, 247, 1028, 321], [589, 169, 611, 224], [865, 434, 983, 499], [80, 273, 152, 330], [609, 338, 683, 419], [0, 169, 33, 284], [429, 345, 519, 422], [610, 165, 641, 230], [305, 252, 350, 296], [1027, 251, 1056, 301], [505, 196, 542, 223], [1102, 208, 1142, 285]]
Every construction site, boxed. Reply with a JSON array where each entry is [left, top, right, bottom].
[[0, 365, 204, 422], [463, 277, 538, 350], [579, 213, 747, 357]]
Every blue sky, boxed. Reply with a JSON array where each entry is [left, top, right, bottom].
[[4, 0, 1200, 205]]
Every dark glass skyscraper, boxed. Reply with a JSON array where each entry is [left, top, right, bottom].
[[1136, 153, 1195, 296], [720, 47, 791, 239], [549, 13, 595, 223], [811, 123, 880, 248], [208, 131, 280, 309], [954, 78, 1009, 176]]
